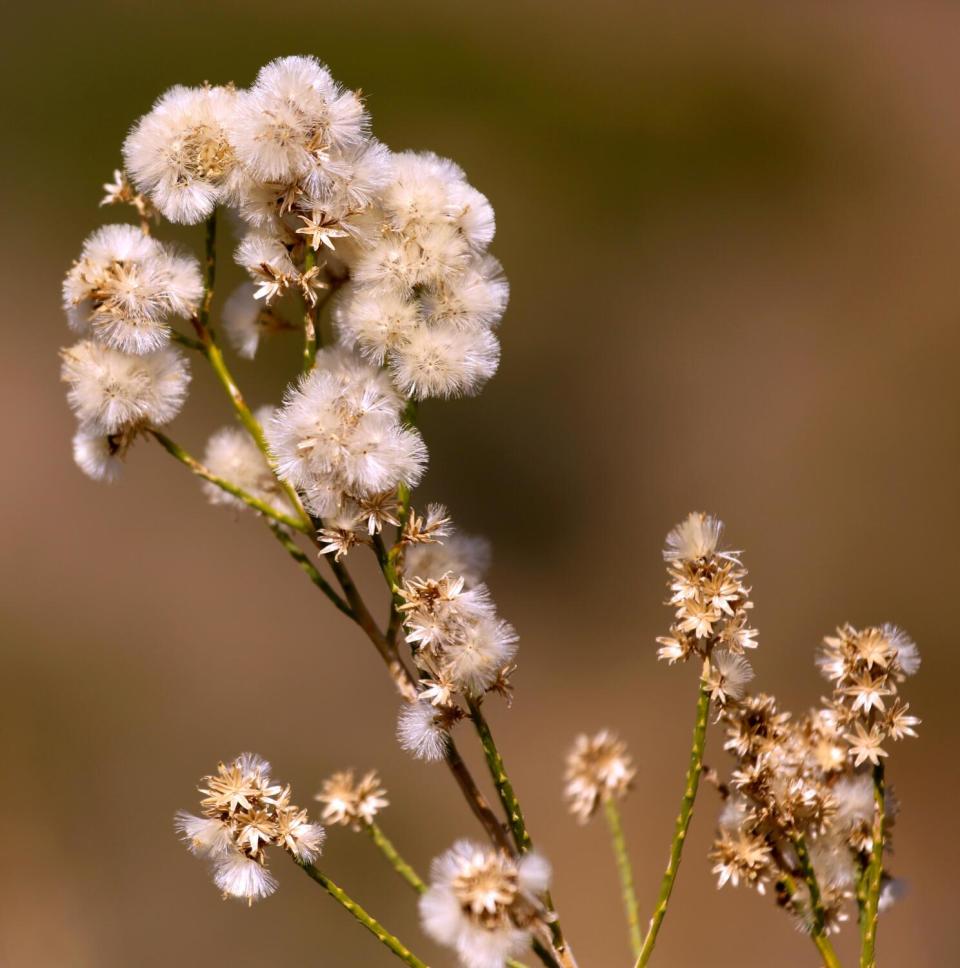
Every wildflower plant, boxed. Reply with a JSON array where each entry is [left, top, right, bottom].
[[60, 55, 919, 968]]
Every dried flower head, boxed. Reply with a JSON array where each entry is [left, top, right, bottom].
[[564, 730, 635, 823], [62, 224, 202, 354], [314, 769, 389, 830], [419, 840, 551, 968], [177, 753, 325, 904], [656, 512, 757, 675]]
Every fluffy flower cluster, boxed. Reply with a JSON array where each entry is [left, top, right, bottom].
[[64, 56, 506, 487], [709, 623, 919, 933], [419, 840, 551, 968], [564, 731, 636, 824], [61, 339, 190, 481], [314, 769, 388, 830], [334, 151, 507, 399], [265, 347, 426, 520], [62, 224, 202, 354], [176, 753, 325, 903], [119, 55, 507, 400], [656, 512, 758, 703], [60, 223, 198, 480]]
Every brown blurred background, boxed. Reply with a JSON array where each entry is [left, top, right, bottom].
[[2, 1, 958, 965]]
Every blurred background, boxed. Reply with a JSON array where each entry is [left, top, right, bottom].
[[2, 1, 958, 965]]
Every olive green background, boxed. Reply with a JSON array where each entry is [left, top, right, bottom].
[[2, 2, 958, 965]]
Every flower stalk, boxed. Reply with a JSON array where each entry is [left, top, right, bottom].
[[635, 678, 711, 967], [859, 763, 886, 968], [150, 430, 308, 533], [603, 796, 642, 957], [791, 835, 843, 968], [296, 860, 430, 968]]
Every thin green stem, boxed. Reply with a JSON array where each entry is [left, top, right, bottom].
[[266, 521, 353, 619], [467, 700, 575, 967], [468, 699, 532, 853], [364, 821, 426, 893], [792, 834, 842, 968], [170, 330, 205, 352], [860, 763, 885, 968], [296, 860, 429, 968], [150, 430, 309, 533], [189, 212, 310, 528], [635, 678, 710, 968], [445, 738, 514, 853], [603, 797, 642, 958]]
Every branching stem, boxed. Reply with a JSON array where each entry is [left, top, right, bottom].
[[150, 430, 308, 533]]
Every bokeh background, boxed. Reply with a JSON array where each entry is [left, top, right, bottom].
[[3, 1, 959, 965]]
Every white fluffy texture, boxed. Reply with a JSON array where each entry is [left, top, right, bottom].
[[396, 701, 448, 761], [808, 839, 856, 891], [663, 511, 724, 562], [281, 819, 326, 864], [517, 852, 552, 896], [382, 152, 494, 249], [419, 841, 549, 968], [442, 615, 518, 695], [334, 287, 423, 365], [709, 649, 754, 701], [234, 232, 299, 302], [212, 852, 278, 901], [334, 150, 507, 399], [882, 623, 921, 676], [405, 532, 492, 587], [123, 85, 241, 223], [222, 282, 263, 358], [227, 56, 367, 187], [72, 428, 124, 482], [202, 407, 291, 515], [174, 811, 234, 858], [62, 225, 202, 354], [831, 775, 875, 830], [61, 340, 190, 435], [265, 348, 426, 517], [389, 325, 500, 400], [420, 255, 509, 329]]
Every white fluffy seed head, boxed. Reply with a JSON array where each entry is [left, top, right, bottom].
[[61, 340, 190, 435], [664, 512, 724, 562], [62, 225, 202, 354], [419, 840, 548, 968], [71, 427, 126, 482], [227, 56, 368, 185], [264, 348, 426, 517], [397, 701, 449, 761], [123, 84, 241, 224], [390, 324, 500, 399], [420, 254, 509, 330], [334, 286, 423, 364], [212, 851, 278, 902], [442, 616, 518, 695]]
